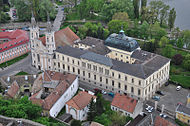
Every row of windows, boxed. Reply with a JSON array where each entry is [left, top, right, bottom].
[[115, 52, 129, 59]]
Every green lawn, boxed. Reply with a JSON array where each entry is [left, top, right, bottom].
[[15, 71, 29, 76], [0, 53, 28, 68], [170, 75, 190, 88]]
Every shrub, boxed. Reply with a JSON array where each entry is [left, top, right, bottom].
[[71, 120, 82, 126], [172, 54, 183, 65]]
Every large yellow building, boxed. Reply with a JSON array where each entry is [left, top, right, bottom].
[[30, 17, 170, 100]]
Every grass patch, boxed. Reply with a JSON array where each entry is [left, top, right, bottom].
[[34, 117, 67, 126], [0, 53, 28, 68], [15, 71, 29, 76], [57, 106, 66, 117], [170, 75, 190, 88], [175, 119, 189, 126], [66, 12, 81, 20]]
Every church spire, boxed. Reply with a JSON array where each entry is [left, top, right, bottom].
[[31, 11, 37, 28], [47, 12, 52, 33]]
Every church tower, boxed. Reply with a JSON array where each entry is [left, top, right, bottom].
[[45, 15, 56, 54]]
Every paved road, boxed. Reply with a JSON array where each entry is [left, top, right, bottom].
[[0, 54, 39, 77], [53, 6, 65, 31]]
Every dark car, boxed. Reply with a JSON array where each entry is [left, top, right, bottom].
[[94, 88, 101, 95], [108, 92, 114, 98], [165, 81, 169, 86], [156, 91, 165, 96]]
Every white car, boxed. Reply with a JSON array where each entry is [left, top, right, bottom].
[[160, 113, 167, 118], [146, 106, 154, 113], [101, 90, 107, 95], [176, 86, 181, 91]]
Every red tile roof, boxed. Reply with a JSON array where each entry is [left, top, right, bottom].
[[6, 81, 19, 98], [154, 116, 176, 126], [111, 93, 138, 113], [31, 71, 77, 110], [0, 29, 29, 53], [66, 91, 96, 110], [39, 27, 79, 47]]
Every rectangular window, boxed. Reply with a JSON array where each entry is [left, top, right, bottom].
[[125, 85, 127, 90], [105, 69, 109, 75], [118, 83, 121, 88], [63, 64, 65, 69], [67, 57, 69, 62], [58, 62, 60, 68], [118, 74, 121, 79], [106, 78, 108, 84], [94, 75, 96, 80], [62, 56, 64, 61], [99, 67, 103, 73], [78, 69, 80, 74], [132, 78, 134, 83], [68, 66, 70, 71], [93, 65, 97, 71], [88, 73, 91, 78], [112, 72, 114, 77], [72, 59, 74, 64], [131, 87, 134, 93], [83, 71, 85, 76], [100, 77, 102, 82], [82, 62, 86, 67], [112, 80, 114, 87], [138, 89, 141, 95], [87, 64, 91, 69], [73, 67, 75, 72], [139, 80, 141, 85], [125, 76, 127, 81]]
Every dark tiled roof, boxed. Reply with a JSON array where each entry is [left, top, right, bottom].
[[105, 31, 140, 52], [78, 37, 103, 46], [78, 37, 111, 55], [176, 104, 190, 116], [131, 50, 156, 62], [80, 52, 113, 67], [56, 45, 88, 58]]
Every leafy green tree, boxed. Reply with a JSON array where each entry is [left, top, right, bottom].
[[110, 112, 126, 126], [87, 98, 96, 121], [160, 4, 170, 26], [71, 120, 82, 126], [149, 22, 167, 40], [112, 12, 129, 22], [181, 30, 190, 49], [176, 38, 184, 48], [108, 20, 128, 34], [161, 44, 173, 58], [94, 113, 111, 126], [139, 21, 149, 39], [183, 54, 190, 71], [133, 0, 140, 19], [172, 54, 183, 65], [159, 36, 169, 48], [168, 8, 176, 31], [95, 93, 104, 116]]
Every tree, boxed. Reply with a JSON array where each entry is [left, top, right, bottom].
[[94, 113, 111, 126], [87, 98, 96, 121], [112, 12, 129, 22], [95, 93, 104, 116], [110, 112, 126, 126], [140, 0, 147, 22], [181, 30, 190, 49], [161, 44, 173, 58], [172, 54, 183, 65], [160, 4, 170, 26], [108, 20, 128, 34], [159, 36, 169, 48], [149, 22, 167, 40], [183, 54, 190, 71], [176, 38, 184, 48], [168, 8, 176, 31], [71, 120, 82, 126], [133, 0, 140, 19]]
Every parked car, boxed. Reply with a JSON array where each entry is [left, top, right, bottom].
[[156, 91, 165, 96], [94, 88, 101, 94], [146, 105, 154, 113], [152, 96, 160, 101], [160, 113, 167, 118], [176, 86, 181, 91], [101, 90, 107, 95], [177, 102, 183, 106], [165, 81, 169, 86], [108, 92, 114, 98]]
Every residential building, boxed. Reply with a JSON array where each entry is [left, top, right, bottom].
[[111, 93, 143, 118], [6, 80, 19, 98], [154, 116, 176, 126], [66, 91, 96, 121], [30, 16, 80, 70], [176, 104, 190, 125], [30, 71, 78, 117], [30, 17, 170, 100], [0, 29, 29, 64]]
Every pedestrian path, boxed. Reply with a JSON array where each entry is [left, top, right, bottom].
[[53, 6, 65, 31]]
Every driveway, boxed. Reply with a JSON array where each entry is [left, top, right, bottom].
[[150, 84, 189, 114]]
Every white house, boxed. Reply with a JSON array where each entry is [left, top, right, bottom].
[[111, 93, 143, 118], [30, 71, 79, 117], [66, 91, 96, 121]]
